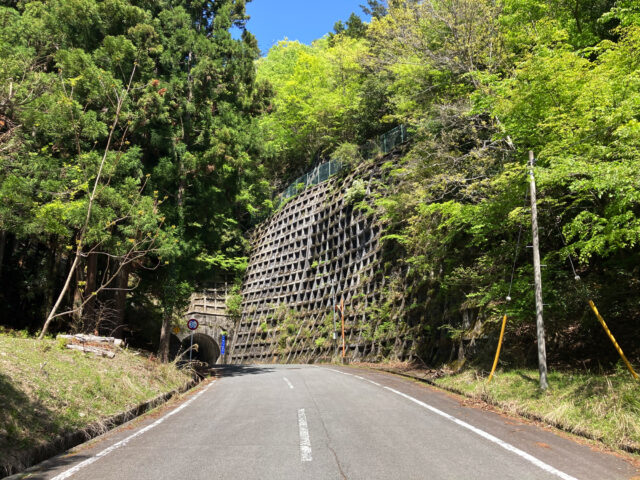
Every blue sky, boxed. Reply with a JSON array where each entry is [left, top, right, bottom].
[[243, 0, 371, 55]]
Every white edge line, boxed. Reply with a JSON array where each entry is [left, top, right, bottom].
[[297, 408, 312, 462], [325, 368, 344, 374], [283, 377, 294, 389], [51, 382, 215, 480], [326, 368, 381, 386], [383, 387, 578, 480]]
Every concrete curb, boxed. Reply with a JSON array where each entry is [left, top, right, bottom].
[[358, 364, 640, 455], [2, 377, 200, 479]]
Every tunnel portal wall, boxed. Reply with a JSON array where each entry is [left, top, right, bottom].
[[229, 155, 415, 364]]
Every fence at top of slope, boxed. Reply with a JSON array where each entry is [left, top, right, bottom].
[[280, 124, 411, 201]]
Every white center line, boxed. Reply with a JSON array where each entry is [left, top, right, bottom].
[[283, 377, 294, 389], [51, 382, 215, 480], [384, 387, 578, 480], [297, 408, 313, 462]]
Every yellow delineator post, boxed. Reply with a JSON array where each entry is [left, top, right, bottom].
[[588, 300, 639, 381], [488, 314, 508, 383]]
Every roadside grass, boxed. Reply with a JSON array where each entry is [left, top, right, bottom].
[[0, 331, 192, 470], [433, 366, 640, 452]]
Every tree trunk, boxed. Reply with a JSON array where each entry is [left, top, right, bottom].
[[113, 263, 130, 338], [0, 230, 6, 280], [45, 237, 59, 317], [72, 256, 86, 331], [457, 309, 472, 363], [84, 252, 98, 332], [158, 312, 172, 363]]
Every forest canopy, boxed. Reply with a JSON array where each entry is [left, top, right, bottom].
[[255, 0, 640, 365], [0, 0, 272, 354], [1, 0, 639, 365]]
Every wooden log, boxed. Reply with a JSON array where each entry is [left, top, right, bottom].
[[57, 334, 124, 347], [66, 344, 116, 358]]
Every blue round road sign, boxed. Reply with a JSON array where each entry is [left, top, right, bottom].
[[187, 318, 199, 331]]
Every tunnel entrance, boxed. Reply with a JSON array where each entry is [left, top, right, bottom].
[[179, 333, 220, 366]]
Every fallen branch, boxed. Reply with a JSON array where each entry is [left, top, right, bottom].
[[174, 343, 199, 363]]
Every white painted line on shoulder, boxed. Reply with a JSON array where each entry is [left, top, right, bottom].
[[283, 377, 294, 389], [298, 408, 313, 462], [384, 387, 578, 480], [325, 368, 346, 375], [326, 368, 381, 386], [51, 382, 216, 480]]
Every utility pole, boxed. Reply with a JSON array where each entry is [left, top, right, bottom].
[[335, 297, 345, 360], [332, 287, 338, 357], [529, 151, 549, 391], [341, 297, 345, 359]]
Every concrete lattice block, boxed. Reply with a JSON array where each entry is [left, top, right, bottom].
[[228, 154, 410, 363]]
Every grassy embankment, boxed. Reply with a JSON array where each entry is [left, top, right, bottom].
[[433, 367, 640, 452], [0, 330, 193, 473]]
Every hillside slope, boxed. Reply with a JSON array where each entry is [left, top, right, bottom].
[[0, 331, 192, 476]]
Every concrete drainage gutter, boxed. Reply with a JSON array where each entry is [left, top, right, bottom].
[[2, 377, 200, 479]]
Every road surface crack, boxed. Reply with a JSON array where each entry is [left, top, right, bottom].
[[327, 443, 348, 480], [302, 375, 349, 479]]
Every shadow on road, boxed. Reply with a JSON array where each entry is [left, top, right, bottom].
[[210, 365, 276, 378]]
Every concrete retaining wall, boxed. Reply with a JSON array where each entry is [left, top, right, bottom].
[[229, 154, 415, 363]]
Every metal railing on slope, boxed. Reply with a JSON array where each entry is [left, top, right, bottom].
[[280, 124, 411, 201], [281, 159, 344, 200]]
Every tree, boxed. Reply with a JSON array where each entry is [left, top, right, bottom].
[[257, 35, 375, 181], [360, 0, 389, 19], [332, 13, 368, 41], [134, 0, 272, 359], [0, 0, 271, 348]]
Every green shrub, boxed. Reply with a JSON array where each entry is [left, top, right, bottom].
[[225, 285, 243, 320], [332, 142, 363, 168], [345, 179, 367, 205]]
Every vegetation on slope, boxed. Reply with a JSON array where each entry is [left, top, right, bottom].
[[0, 330, 192, 474], [256, 0, 640, 371], [434, 367, 640, 452], [0, 0, 639, 373]]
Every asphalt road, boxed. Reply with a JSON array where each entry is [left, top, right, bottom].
[[18, 365, 639, 480]]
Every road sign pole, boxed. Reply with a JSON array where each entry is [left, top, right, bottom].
[[186, 318, 199, 362]]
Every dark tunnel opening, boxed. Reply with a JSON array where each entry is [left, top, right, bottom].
[[178, 333, 220, 366]]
